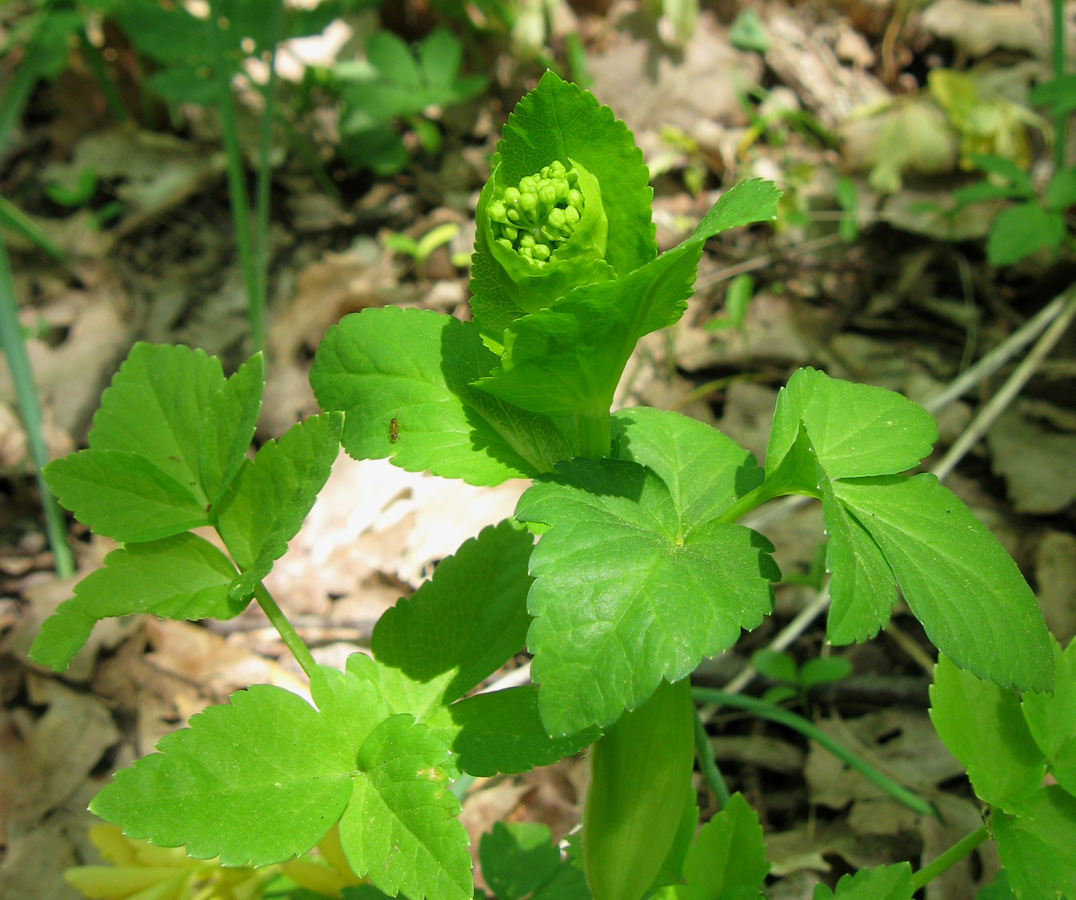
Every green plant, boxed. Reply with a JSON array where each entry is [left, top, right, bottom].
[[382, 222, 461, 277], [28, 72, 1066, 900], [327, 27, 488, 176], [750, 648, 851, 706]]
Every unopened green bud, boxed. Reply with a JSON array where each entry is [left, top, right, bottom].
[[567, 189, 583, 209], [533, 243, 551, 261], [565, 205, 580, 226], [504, 187, 521, 205], [519, 192, 538, 214]]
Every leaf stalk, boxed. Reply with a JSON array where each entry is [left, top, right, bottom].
[[910, 824, 989, 890], [253, 583, 317, 679]]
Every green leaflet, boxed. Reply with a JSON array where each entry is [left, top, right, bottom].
[[517, 410, 778, 735], [1021, 638, 1076, 795], [310, 306, 577, 486], [835, 476, 1053, 692], [30, 534, 240, 672], [929, 654, 1044, 810], [811, 864, 914, 900], [762, 368, 1053, 692], [990, 787, 1076, 900], [215, 412, 342, 601], [653, 793, 770, 900], [479, 823, 575, 900]]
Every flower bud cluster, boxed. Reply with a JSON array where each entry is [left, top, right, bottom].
[[488, 160, 585, 265]]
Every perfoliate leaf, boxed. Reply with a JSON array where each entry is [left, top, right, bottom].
[[766, 367, 938, 486], [310, 306, 576, 485], [928, 654, 1044, 810], [835, 476, 1054, 692], [371, 520, 535, 704], [30, 533, 240, 672], [517, 454, 778, 735], [991, 787, 1076, 900], [43, 449, 210, 542], [90, 685, 357, 868], [680, 793, 769, 899], [812, 863, 914, 900], [1021, 638, 1076, 795], [215, 413, 342, 600]]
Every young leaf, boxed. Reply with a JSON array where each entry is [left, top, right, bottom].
[[929, 654, 1044, 810], [811, 863, 913, 900], [200, 352, 264, 506], [517, 455, 778, 735], [90, 685, 357, 868], [690, 178, 780, 240], [678, 792, 770, 900], [986, 203, 1067, 266], [990, 787, 1076, 900], [43, 449, 210, 542], [765, 367, 938, 487], [215, 412, 342, 600], [1021, 638, 1076, 795], [311, 306, 576, 485], [371, 520, 533, 702], [835, 475, 1054, 692], [479, 822, 561, 900], [30, 533, 241, 672]]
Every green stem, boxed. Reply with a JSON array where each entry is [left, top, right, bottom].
[[207, 0, 265, 354], [715, 479, 810, 525], [253, 583, 317, 679], [77, 26, 126, 123], [578, 409, 611, 461], [693, 703, 730, 809], [911, 825, 989, 890], [254, 0, 283, 354], [0, 236, 75, 578], [691, 687, 938, 818], [1052, 0, 1067, 169]]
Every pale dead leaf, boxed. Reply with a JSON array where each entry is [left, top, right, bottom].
[[920, 0, 1048, 59], [1034, 531, 1076, 644], [987, 406, 1076, 514]]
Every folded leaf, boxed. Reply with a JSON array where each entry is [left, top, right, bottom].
[[311, 306, 575, 485], [30, 533, 240, 672], [216, 413, 342, 600]]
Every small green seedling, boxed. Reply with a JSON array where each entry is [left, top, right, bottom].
[[752, 649, 852, 706], [31, 72, 1065, 900], [705, 273, 754, 339], [382, 222, 461, 277]]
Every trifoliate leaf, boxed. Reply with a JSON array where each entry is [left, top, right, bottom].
[[835, 475, 1053, 692], [929, 654, 1044, 810], [371, 520, 535, 704], [812, 863, 913, 900], [1021, 637, 1076, 795], [766, 367, 938, 486], [43, 449, 209, 542], [991, 787, 1076, 900], [90, 685, 357, 868], [215, 413, 342, 600], [30, 533, 240, 672], [311, 307, 576, 485], [517, 455, 778, 735]]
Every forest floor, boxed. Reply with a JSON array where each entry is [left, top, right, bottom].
[[1, 1, 1075, 898]]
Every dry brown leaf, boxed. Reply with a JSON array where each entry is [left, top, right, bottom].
[[920, 0, 1048, 59]]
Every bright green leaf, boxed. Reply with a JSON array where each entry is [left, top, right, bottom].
[[43, 449, 209, 542], [991, 786, 1076, 900], [30, 533, 240, 672], [311, 306, 577, 485], [339, 715, 471, 900], [811, 863, 913, 900], [1021, 637, 1076, 795], [516, 457, 778, 735], [681, 792, 769, 899], [215, 413, 342, 600], [371, 520, 535, 704], [90, 685, 356, 867], [974, 871, 1016, 900], [929, 654, 1044, 809], [835, 475, 1054, 692], [201, 353, 263, 506], [766, 367, 938, 486], [799, 656, 852, 688], [690, 179, 780, 241], [751, 650, 798, 685]]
